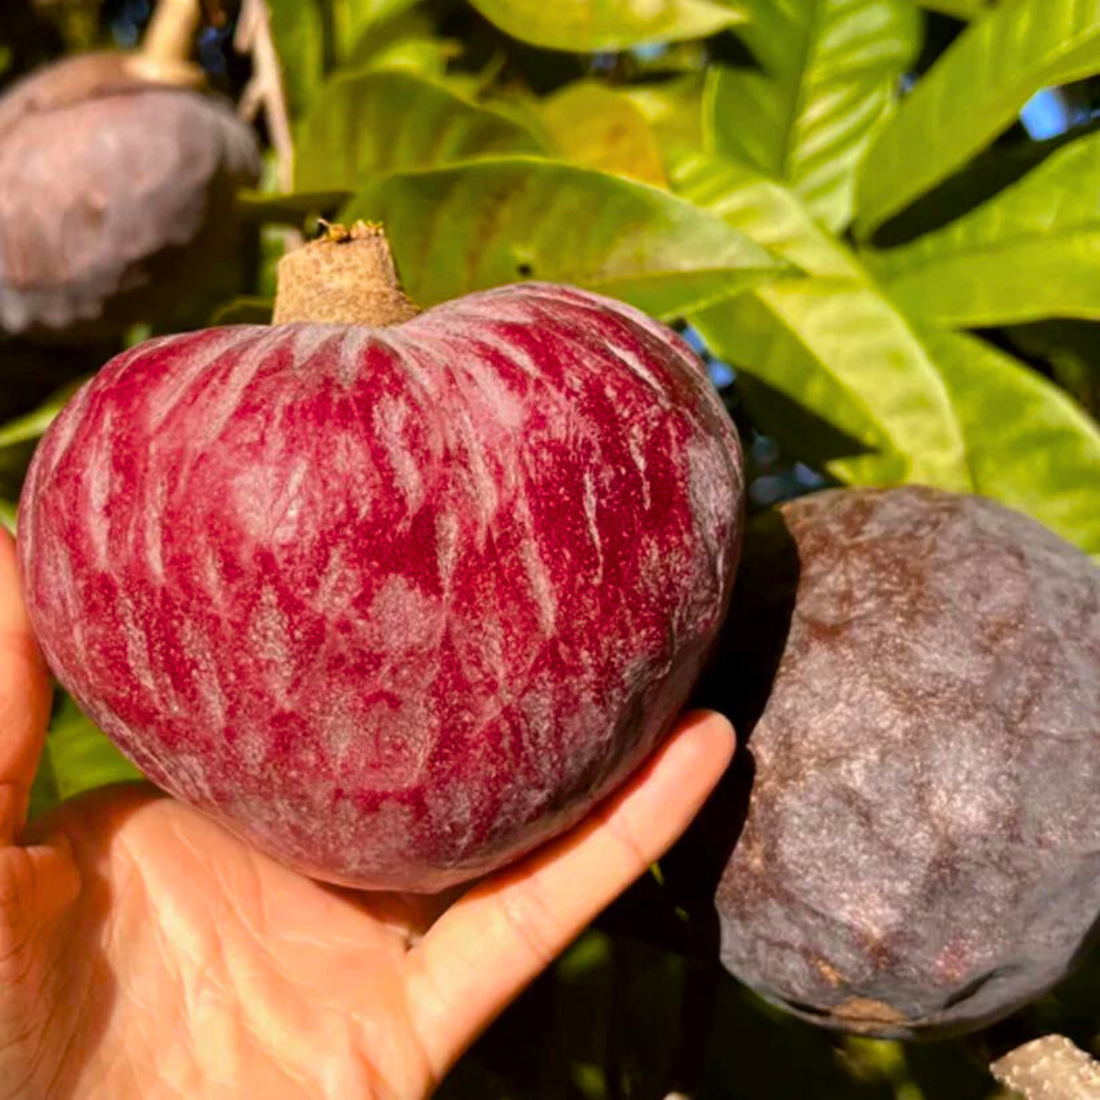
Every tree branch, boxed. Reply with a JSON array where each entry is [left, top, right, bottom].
[[234, 0, 294, 193]]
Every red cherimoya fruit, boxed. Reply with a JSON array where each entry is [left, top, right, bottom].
[[0, 2, 259, 342], [18, 223, 745, 892]]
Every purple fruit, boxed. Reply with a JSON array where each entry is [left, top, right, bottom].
[[0, 52, 259, 342], [19, 224, 744, 892], [681, 485, 1100, 1038]]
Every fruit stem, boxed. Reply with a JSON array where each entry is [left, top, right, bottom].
[[272, 222, 421, 328], [131, 0, 204, 86]]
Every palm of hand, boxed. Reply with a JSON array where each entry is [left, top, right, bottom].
[[2, 789, 451, 1098], [0, 531, 733, 1099]]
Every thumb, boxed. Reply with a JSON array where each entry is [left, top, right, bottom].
[[0, 530, 52, 846], [404, 710, 735, 1081]]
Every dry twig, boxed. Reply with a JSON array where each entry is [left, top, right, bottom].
[[234, 0, 294, 192]]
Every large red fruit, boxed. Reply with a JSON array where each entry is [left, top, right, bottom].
[[19, 224, 744, 892]]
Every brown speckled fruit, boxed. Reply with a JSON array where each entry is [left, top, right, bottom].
[[678, 486, 1100, 1039], [0, 50, 259, 342]]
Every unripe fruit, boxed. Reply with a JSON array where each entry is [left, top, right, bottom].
[[0, 49, 259, 342], [678, 486, 1100, 1038], [19, 224, 745, 892]]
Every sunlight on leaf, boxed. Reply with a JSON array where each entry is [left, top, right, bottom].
[[917, 0, 996, 16], [296, 70, 544, 191], [857, 0, 1100, 235], [923, 328, 1100, 559], [706, 0, 920, 231], [344, 156, 788, 319], [869, 127, 1100, 325], [542, 81, 668, 186], [467, 0, 745, 52]]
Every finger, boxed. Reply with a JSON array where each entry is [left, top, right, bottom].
[[403, 710, 735, 1080], [0, 530, 52, 846]]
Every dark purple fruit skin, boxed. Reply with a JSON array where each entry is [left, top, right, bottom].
[[677, 486, 1100, 1040], [0, 53, 259, 342]]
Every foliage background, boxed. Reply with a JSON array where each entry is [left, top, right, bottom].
[[2, 0, 1099, 1095]]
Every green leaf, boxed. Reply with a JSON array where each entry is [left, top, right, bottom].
[[693, 284, 969, 486], [916, 0, 996, 15], [619, 73, 708, 160], [343, 157, 788, 319], [210, 297, 275, 325], [674, 153, 968, 485], [676, 151, 1100, 549], [237, 189, 353, 225], [921, 328, 1100, 559], [856, 0, 1100, 235], [267, 0, 327, 119], [27, 740, 59, 821], [869, 128, 1100, 325], [0, 500, 16, 537], [332, 0, 425, 62], [542, 81, 668, 186], [0, 377, 86, 450], [342, 4, 461, 76], [295, 70, 544, 191], [355, 33, 459, 77], [30, 694, 143, 818], [465, 0, 745, 52], [1007, 320, 1100, 416], [705, 0, 920, 232], [266, 2, 436, 121], [865, 123, 1090, 247], [670, 151, 859, 276]]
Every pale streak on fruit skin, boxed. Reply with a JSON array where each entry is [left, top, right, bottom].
[[20, 282, 744, 892], [689, 486, 1100, 1038]]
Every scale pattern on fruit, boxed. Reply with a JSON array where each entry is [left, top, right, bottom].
[[20, 281, 744, 891]]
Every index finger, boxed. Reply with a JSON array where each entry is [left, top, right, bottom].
[[0, 529, 52, 846]]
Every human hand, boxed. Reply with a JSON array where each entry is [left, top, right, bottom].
[[0, 531, 734, 1099]]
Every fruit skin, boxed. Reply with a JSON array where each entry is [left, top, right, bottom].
[[19, 283, 744, 892], [0, 53, 260, 342], [678, 486, 1100, 1039]]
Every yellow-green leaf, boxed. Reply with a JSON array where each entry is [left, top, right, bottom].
[[671, 152, 859, 276], [706, 0, 920, 231], [343, 157, 788, 318], [296, 70, 544, 191], [857, 0, 1100, 235], [917, 0, 996, 15], [869, 128, 1100, 325], [675, 152, 968, 486], [922, 328, 1100, 559], [542, 81, 668, 186], [466, 0, 745, 52], [332, 0, 425, 63], [693, 284, 969, 486], [619, 73, 708, 160]]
